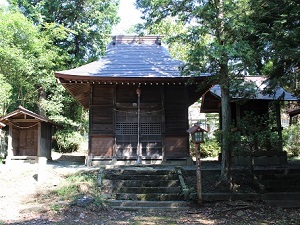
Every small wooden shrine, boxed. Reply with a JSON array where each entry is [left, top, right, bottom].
[[55, 35, 211, 165], [0, 106, 55, 163], [201, 76, 299, 165], [288, 108, 300, 125]]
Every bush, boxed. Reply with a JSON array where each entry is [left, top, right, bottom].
[[189, 131, 221, 158], [233, 111, 280, 155], [53, 129, 83, 153], [200, 140, 221, 158], [283, 124, 300, 156]]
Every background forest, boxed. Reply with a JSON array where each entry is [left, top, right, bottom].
[[0, 0, 299, 159]]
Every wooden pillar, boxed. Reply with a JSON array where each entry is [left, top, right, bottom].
[[275, 102, 283, 152], [87, 84, 93, 166], [161, 85, 166, 162], [136, 86, 142, 164], [37, 122, 41, 157], [7, 123, 13, 158], [195, 143, 202, 204]]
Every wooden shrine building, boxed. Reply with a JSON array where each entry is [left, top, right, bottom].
[[55, 35, 211, 166], [201, 76, 299, 164], [0, 106, 55, 163]]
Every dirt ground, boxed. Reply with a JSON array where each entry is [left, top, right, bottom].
[[0, 153, 300, 225]]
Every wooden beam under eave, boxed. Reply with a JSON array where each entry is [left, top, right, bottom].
[[9, 119, 40, 123]]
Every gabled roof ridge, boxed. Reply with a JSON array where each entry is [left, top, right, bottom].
[[0, 106, 51, 124], [208, 76, 298, 101]]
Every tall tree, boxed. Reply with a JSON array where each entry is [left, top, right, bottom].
[[6, 0, 119, 143], [8, 0, 120, 67], [0, 74, 12, 116], [249, 0, 300, 97], [136, 0, 257, 185], [135, 17, 190, 61], [0, 8, 58, 113]]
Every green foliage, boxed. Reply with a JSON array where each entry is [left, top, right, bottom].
[[2, 1, 119, 153], [283, 124, 300, 156], [53, 171, 105, 210], [189, 132, 221, 158], [233, 111, 280, 155], [53, 129, 83, 153], [1, 2, 119, 153], [56, 172, 98, 199], [136, 0, 262, 183], [0, 74, 12, 116], [0, 8, 57, 111], [8, 0, 120, 66], [136, 17, 190, 61], [200, 139, 221, 158], [249, 0, 300, 97], [0, 130, 7, 162]]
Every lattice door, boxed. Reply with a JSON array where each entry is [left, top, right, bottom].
[[115, 109, 162, 157]]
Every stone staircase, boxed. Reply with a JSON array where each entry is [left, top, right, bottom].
[[98, 166, 190, 211], [256, 167, 300, 208]]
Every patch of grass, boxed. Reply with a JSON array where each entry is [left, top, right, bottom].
[[55, 171, 97, 199], [50, 203, 62, 212], [48, 171, 106, 211]]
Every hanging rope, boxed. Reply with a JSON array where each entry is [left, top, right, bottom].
[[9, 122, 39, 129], [114, 108, 164, 115]]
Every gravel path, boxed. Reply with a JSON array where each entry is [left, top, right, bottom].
[[0, 158, 93, 223]]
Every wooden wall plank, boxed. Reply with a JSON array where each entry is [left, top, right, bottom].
[[90, 135, 114, 156], [164, 136, 188, 158]]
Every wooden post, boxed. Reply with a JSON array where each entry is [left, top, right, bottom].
[[275, 102, 283, 152], [136, 87, 142, 164], [195, 143, 202, 204], [7, 123, 13, 158], [37, 122, 41, 157]]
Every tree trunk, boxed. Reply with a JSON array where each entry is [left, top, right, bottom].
[[216, 0, 232, 186], [38, 87, 47, 117], [220, 82, 232, 185]]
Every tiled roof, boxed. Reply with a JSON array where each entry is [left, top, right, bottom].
[[55, 36, 185, 79], [209, 76, 298, 101], [54, 35, 211, 109]]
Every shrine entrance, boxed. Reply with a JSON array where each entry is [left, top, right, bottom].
[[115, 108, 163, 159]]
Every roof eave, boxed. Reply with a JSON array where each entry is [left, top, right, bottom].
[[55, 73, 209, 84]]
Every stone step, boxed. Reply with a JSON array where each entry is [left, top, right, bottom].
[[262, 200, 300, 208], [202, 192, 261, 201], [262, 192, 300, 208], [265, 186, 300, 192], [108, 200, 190, 208], [107, 200, 189, 211], [111, 206, 190, 212], [259, 174, 300, 180], [103, 168, 177, 176], [100, 167, 184, 211], [103, 174, 178, 180], [102, 179, 180, 187], [115, 186, 181, 194], [116, 193, 183, 201], [262, 192, 300, 201], [255, 169, 300, 176], [261, 179, 300, 187]]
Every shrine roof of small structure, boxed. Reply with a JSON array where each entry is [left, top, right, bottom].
[[209, 76, 298, 101], [0, 106, 56, 126], [201, 76, 299, 113]]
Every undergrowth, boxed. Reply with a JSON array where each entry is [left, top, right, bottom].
[[46, 171, 107, 212]]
